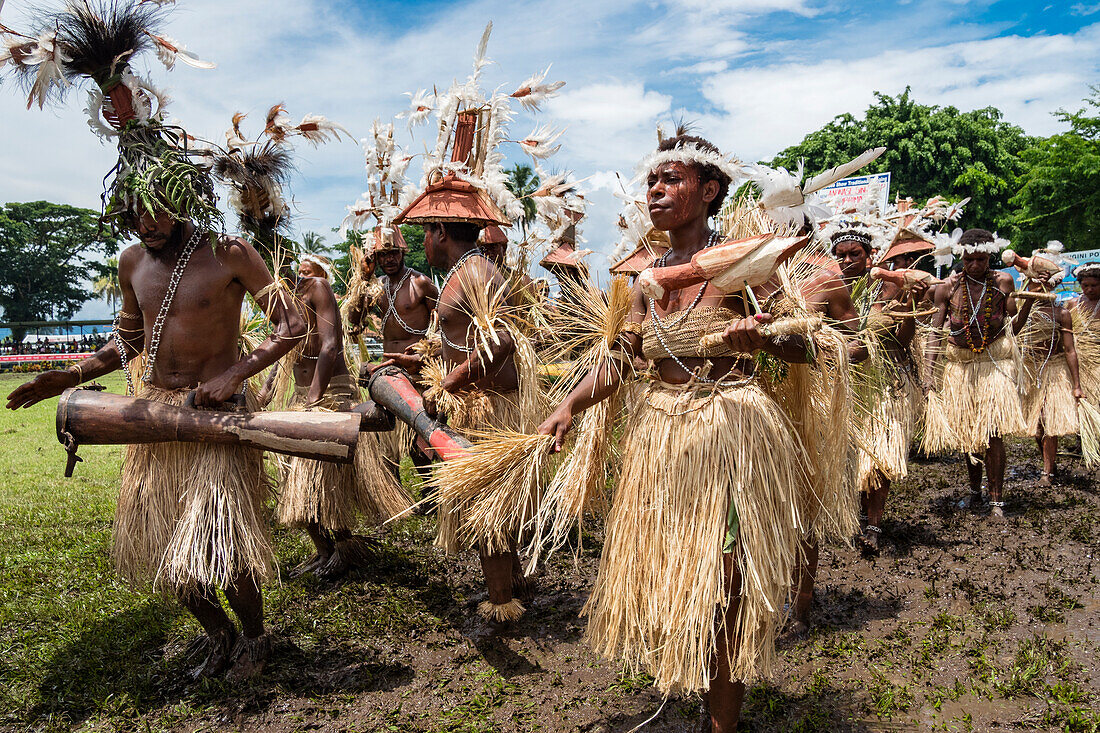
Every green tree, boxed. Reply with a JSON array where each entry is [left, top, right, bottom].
[[400, 225, 445, 281], [92, 256, 121, 313], [299, 230, 329, 254], [1008, 91, 1100, 252], [328, 224, 444, 297], [505, 163, 539, 238], [770, 88, 1034, 232], [0, 202, 120, 342]]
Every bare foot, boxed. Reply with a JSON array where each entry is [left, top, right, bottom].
[[991, 503, 1006, 519], [859, 525, 881, 554], [1038, 472, 1053, 487], [187, 627, 236, 680], [226, 633, 272, 682], [290, 553, 329, 579], [316, 536, 379, 579]]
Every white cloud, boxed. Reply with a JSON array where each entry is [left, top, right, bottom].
[[0, 0, 1098, 281], [700, 25, 1100, 162]]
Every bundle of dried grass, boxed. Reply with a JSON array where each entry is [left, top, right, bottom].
[[584, 380, 806, 693], [1071, 309, 1100, 400], [1022, 354, 1079, 436], [760, 252, 859, 544], [114, 386, 274, 594], [433, 391, 527, 554], [430, 430, 556, 553], [524, 392, 621, 573], [1078, 398, 1100, 467], [542, 274, 636, 403]]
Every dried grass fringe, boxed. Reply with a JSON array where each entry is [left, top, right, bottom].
[[762, 261, 858, 545], [1022, 354, 1079, 436], [583, 380, 806, 695], [1078, 399, 1100, 467], [115, 386, 274, 594], [276, 374, 410, 529], [857, 373, 919, 493], [922, 333, 1027, 454], [1072, 310, 1100, 400], [477, 599, 526, 622]]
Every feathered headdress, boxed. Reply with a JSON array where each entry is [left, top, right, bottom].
[[0, 0, 220, 236], [1073, 261, 1100, 280], [339, 117, 413, 253], [393, 22, 569, 230], [745, 148, 886, 229], [212, 105, 348, 260]]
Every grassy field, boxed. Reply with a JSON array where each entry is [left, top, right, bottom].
[[0, 371, 1098, 732]]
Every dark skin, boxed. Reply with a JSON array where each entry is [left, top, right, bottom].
[[7, 212, 305, 678], [375, 248, 438, 373], [261, 262, 362, 573], [345, 253, 382, 340], [423, 222, 525, 611], [925, 251, 1035, 509], [1025, 301, 1083, 483], [835, 249, 928, 549], [539, 161, 811, 733]]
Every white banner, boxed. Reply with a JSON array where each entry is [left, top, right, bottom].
[[816, 172, 891, 213]]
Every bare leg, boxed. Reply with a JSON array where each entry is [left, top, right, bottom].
[[177, 584, 236, 678], [965, 452, 984, 495], [792, 539, 818, 627], [866, 475, 891, 528], [306, 522, 335, 559], [223, 572, 264, 639], [1040, 431, 1057, 484], [707, 554, 746, 733], [478, 547, 515, 607], [223, 572, 270, 681], [987, 437, 1006, 517]]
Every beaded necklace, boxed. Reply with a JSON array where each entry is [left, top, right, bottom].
[[438, 248, 488, 355], [647, 231, 724, 382], [381, 268, 429, 337], [116, 226, 203, 393], [958, 272, 996, 354]]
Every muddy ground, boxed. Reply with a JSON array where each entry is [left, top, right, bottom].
[[8, 435, 1099, 732]]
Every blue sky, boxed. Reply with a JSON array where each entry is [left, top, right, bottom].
[[0, 0, 1096, 320]]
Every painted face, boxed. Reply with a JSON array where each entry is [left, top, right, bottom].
[[377, 248, 404, 275], [646, 161, 715, 232], [298, 260, 324, 279], [962, 251, 991, 279], [135, 208, 178, 250], [1080, 275, 1100, 302], [834, 239, 872, 280]]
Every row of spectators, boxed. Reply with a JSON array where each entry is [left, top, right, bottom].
[[0, 333, 109, 355]]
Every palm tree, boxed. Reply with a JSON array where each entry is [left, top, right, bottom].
[[92, 257, 121, 313], [505, 163, 540, 239], [300, 231, 329, 254]]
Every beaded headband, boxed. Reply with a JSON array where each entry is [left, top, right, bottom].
[[830, 230, 873, 253], [636, 144, 744, 185]]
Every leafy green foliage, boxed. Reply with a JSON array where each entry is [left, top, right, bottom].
[[770, 88, 1033, 232], [0, 202, 121, 341], [505, 163, 539, 238], [1008, 90, 1100, 252], [328, 224, 442, 297]]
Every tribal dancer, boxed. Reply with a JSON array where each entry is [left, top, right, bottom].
[[1069, 262, 1100, 404], [1019, 286, 1083, 485], [372, 228, 438, 486], [831, 220, 928, 552], [388, 24, 566, 622], [923, 229, 1033, 518], [340, 122, 436, 479], [266, 255, 410, 578], [540, 133, 811, 733], [1, 0, 306, 679]]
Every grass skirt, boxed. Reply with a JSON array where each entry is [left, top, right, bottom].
[[1023, 354, 1079, 436], [435, 390, 525, 554], [922, 334, 1026, 454], [114, 386, 273, 593], [276, 374, 410, 530], [584, 379, 806, 694], [857, 371, 920, 492], [376, 420, 415, 469]]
